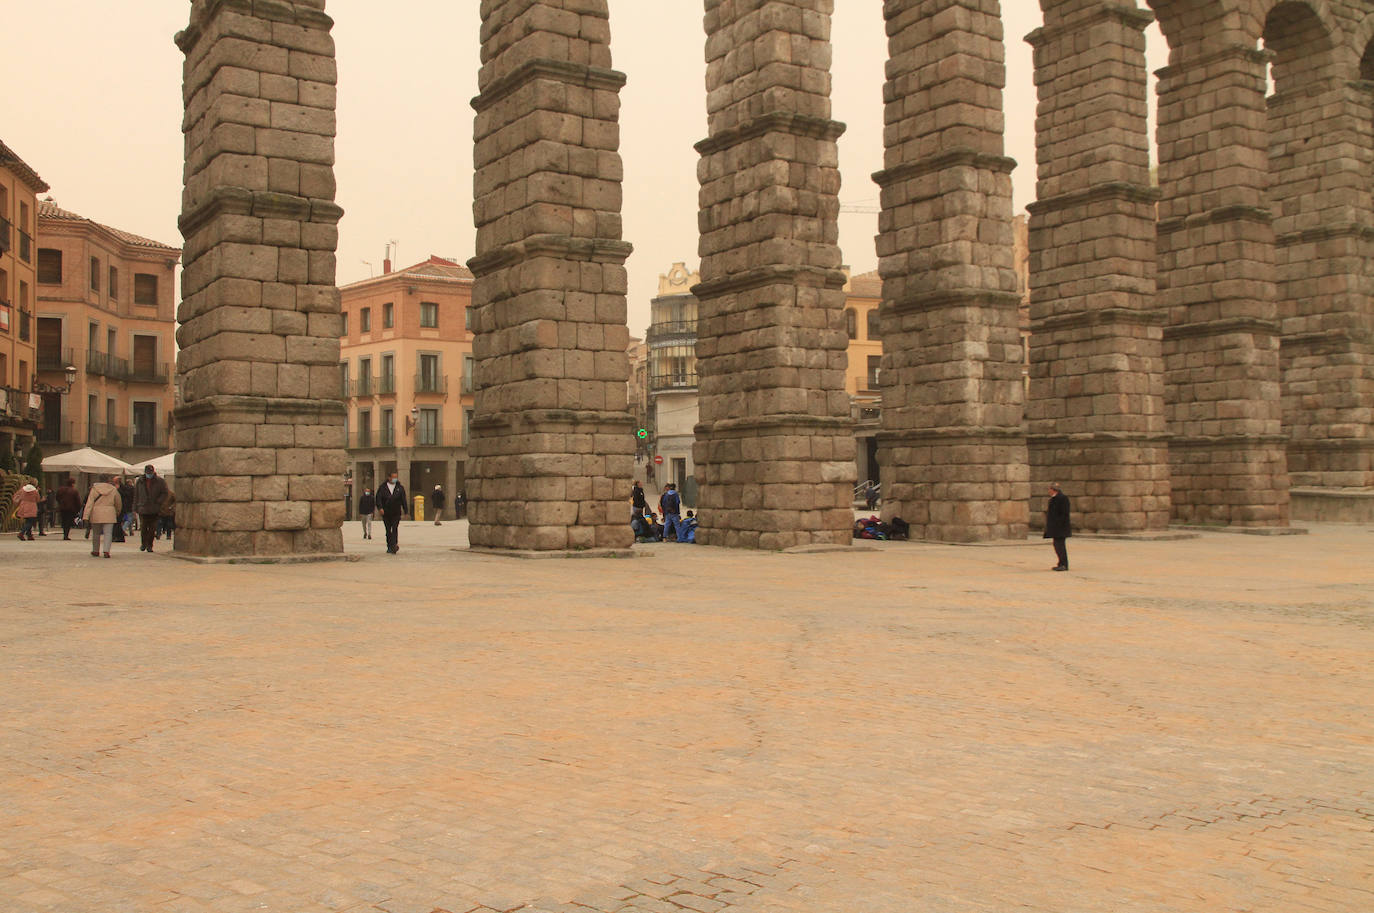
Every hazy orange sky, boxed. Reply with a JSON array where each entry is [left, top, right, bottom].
[[4, 2, 1164, 337]]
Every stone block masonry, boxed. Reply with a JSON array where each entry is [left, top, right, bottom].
[[1155, 34, 1289, 526], [873, 0, 1029, 542], [466, 0, 636, 553], [174, 0, 346, 559], [1025, 3, 1171, 533], [691, 0, 857, 550]]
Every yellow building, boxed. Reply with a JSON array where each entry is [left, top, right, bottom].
[[0, 139, 48, 463], [31, 199, 180, 465], [339, 256, 476, 513]]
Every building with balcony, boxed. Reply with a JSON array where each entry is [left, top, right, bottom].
[[645, 263, 701, 500], [0, 139, 49, 463], [32, 199, 180, 464], [340, 256, 476, 514]]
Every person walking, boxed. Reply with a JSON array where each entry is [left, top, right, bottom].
[[36, 487, 53, 536], [455, 490, 466, 520], [864, 480, 878, 511], [82, 474, 122, 558], [357, 486, 376, 539], [376, 470, 409, 554], [133, 464, 171, 553], [1043, 482, 1071, 571], [55, 478, 83, 540], [430, 485, 445, 526], [115, 476, 135, 543], [659, 482, 682, 543], [13, 483, 40, 541]]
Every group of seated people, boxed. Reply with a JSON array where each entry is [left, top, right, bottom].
[[632, 508, 698, 543]]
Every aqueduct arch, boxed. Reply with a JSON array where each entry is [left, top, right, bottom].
[[171, 0, 1374, 558]]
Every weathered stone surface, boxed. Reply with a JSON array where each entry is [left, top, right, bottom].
[[873, 0, 1028, 542], [692, 0, 856, 549], [175, 0, 346, 560], [466, 0, 634, 552]]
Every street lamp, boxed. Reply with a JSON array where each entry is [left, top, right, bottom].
[[32, 364, 77, 394], [404, 406, 419, 435]]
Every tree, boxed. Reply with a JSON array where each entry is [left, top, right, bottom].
[[23, 442, 43, 479]]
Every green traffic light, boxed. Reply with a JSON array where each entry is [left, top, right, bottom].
[[636, 428, 648, 439]]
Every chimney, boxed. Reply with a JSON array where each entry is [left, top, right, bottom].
[[383, 258, 392, 275]]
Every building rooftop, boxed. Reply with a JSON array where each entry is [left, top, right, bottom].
[[845, 269, 882, 298], [341, 256, 474, 291], [37, 199, 179, 253], [0, 139, 50, 194]]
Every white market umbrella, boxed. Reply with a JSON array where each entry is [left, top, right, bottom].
[[143, 452, 177, 477], [40, 447, 136, 476]]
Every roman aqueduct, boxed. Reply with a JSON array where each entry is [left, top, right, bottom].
[[171, 0, 1374, 556]]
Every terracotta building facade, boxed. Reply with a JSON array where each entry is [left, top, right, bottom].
[[339, 256, 476, 515], [33, 201, 180, 465], [0, 139, 47, 463]]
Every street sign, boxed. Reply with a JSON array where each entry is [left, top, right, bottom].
[[654, 455, 664, 465]]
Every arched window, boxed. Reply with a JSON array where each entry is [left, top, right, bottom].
[[845, 308, 857, 340], [866, 308, 881, 340]]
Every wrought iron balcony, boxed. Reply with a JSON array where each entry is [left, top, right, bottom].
[[649, 373, 698, 392], [37, 347, 74, 373], [18, 230, 31, 263], [128, 362, 171, 385], [646, 320, 698, 344], [0, 216, 10, 254], [414, 373, 447, 394], [377, 374, 396, 395]]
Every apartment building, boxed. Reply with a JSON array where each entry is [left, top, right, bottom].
[[340, 256, 476, 514], [32, 200, 180, 464], [0, 139, 48, 463]]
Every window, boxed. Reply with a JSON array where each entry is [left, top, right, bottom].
[[90, 257, 100, 292], [358, 357, 372, 395], [360, 307, 371, 332], [867, 355, 882, 390], [18, 359, 28, 391], [380, 408, 394, 446], [420, 301, 438, 328], [357, 409, 372, 447], [845, 308, 857, 340], [133, 273, 158, 305], [88, 322, 99, 353], [465, 306, 474, 331], [107, 328, 117, 359], [866, 308, 882, 340], [380, 354, 395, 393], [132, 402, 158, 447], [108, 266, 119, 299], [383, 302, 394, 328], [462, 355, 475, 394], [418, 353, 441, 393], [463, 408, 473, 445], [417, 407, 439, 446], [37, 248, 62, 284], [341, 311, 348, 335], [19, 279, 28, 309]]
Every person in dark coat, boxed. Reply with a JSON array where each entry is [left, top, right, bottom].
[[115, 477, 136, 542], [1043, 482, 1071, 571], [133, 465, 171, 553], [55, 478, 83, 540], [375, 470, 409, 554], [455, 490, 466, 520], [357, 487, 376, 539], [430, 485, 446, 526], [630, 480, 647, 520]]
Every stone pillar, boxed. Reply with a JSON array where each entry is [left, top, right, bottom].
[[174, 0, 346, 559], [873, 0, 1028, 542], [1266, 12, 1374, 492], [1025, 4, 1170, 532], [1155, 42, 1289, 525], [466, 0, 634, 553], [691, 0, 856, 550], [444, 458, 458, 520]]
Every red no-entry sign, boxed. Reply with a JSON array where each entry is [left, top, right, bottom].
[[654, 455, 664, 465]]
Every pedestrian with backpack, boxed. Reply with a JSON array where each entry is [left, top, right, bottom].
[[659, 482, 682, 542]]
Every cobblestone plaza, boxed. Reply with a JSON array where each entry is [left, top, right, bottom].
[[2, 525, 1371, 912]]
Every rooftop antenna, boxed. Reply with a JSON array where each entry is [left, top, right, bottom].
[[361, 260, 374, 277]]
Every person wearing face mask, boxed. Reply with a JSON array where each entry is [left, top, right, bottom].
[[133, 464, 171, 553], [375, 470, 409, 554], [357, 486, 376, 540]]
